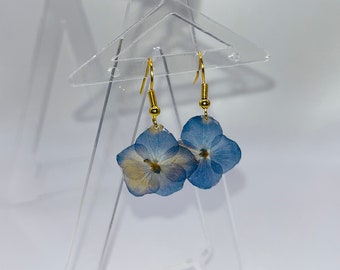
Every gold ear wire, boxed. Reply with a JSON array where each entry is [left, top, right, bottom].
[[193, 51, 210, 119], [140, 58, 160, 127]]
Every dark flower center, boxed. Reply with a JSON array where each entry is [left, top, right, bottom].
[[199, 148, 209, 159], [144, 159, 161, 174]]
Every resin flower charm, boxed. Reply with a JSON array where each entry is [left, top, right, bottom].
[[117, 125, 197, 196], [180, 115, 241, 189]]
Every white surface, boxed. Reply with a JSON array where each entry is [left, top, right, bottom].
[[0, 0, 340, 270]]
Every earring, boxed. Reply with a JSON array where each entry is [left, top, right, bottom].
[[180, 51, 241, 189], [116, 58, 197, 197]]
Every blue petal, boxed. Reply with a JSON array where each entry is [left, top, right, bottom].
[[181, 116, 223, 150], [116, 145, 160, 196], [162, 145, 179, 161], [210, 135, 241, 173], [151, 168, 185, 196], [162, 145, 198, 178], [188, 159, 222, 189], [210, 159, 223, 174], [210, 134, 222, 147], [116, 145, 136, 166], [126, 174, 160, 197], [135, 126, 178, 161], [174, 146, 198, 177], [153, 146, 198, 196], [162, 163, 186, 182], [134, 143, 149, 160], [155, 179, 185, 196]]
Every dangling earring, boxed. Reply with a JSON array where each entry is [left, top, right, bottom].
[[180, 51, 241, 189], [116, 58, 197, 197]]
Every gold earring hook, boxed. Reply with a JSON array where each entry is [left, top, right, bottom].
[[140, 58, 154, 94], [140, 58, 160, 127], [193, 51, 205, 85], [193, 51, 210, 119]]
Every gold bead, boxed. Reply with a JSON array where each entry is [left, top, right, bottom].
[[150, 106, 161, 116], [199, 99, 210, 109]]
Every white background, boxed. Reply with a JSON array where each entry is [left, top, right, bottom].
[[0, 0, 339, 270]]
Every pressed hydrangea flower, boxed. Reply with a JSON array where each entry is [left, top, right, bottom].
[[180, 115, 241, 189], [117, 125, 197, 196]]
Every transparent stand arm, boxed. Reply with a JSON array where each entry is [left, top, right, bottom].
[[5, 0, 97, 204]]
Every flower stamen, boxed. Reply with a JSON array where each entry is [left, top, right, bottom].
[[144, 159, 161, 174], [199, 148, 209, 159]]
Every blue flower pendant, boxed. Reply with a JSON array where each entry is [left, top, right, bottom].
[[180, 116, 241, 189], [117, 125, 197, 196]]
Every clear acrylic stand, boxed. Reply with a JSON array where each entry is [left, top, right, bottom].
[[66, 1, 269, 270], [69, 0, 268, 86], [5, 0, 97, 204]]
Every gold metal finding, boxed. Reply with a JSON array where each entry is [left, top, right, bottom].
[[140, 58, 161, 127], [194, 51, 210, 119]]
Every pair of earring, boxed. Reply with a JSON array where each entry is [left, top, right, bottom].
[[116, 52, 241, 197]]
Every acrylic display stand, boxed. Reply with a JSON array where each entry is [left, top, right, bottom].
[[66, 1, 269, 270], [5, 0, 97, 204]]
